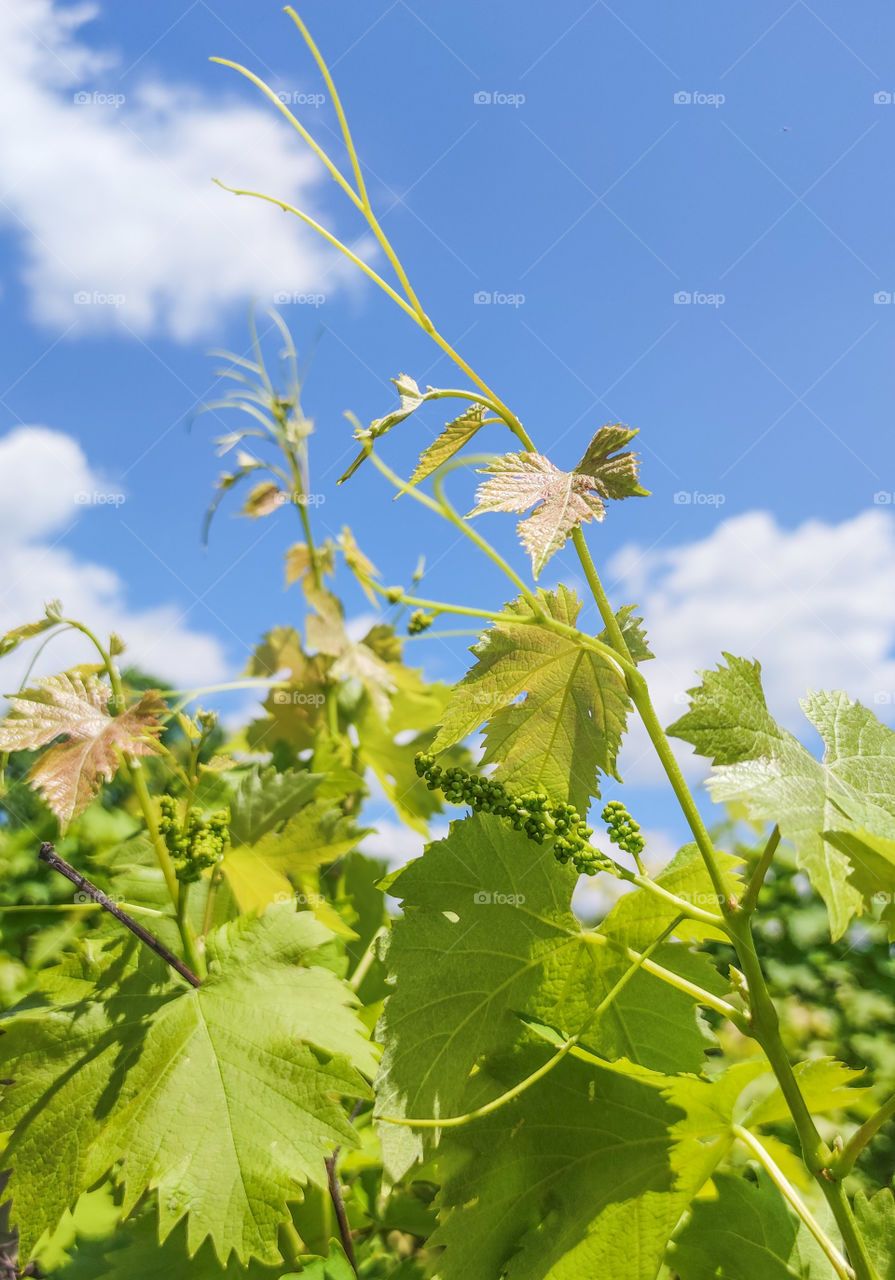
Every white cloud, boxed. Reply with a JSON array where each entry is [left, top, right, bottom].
[[608, 508, 895, 783], [0, 0, 352, 340], [0, 425, 230, 688]]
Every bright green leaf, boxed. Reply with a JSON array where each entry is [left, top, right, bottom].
[[431, 587, 630, 814]]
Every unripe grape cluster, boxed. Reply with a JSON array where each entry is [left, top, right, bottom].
[[414, 752, 614, 876], [158, 795, 230, 884], [407, 609, 435, 635], [601, 799, 644, 858]]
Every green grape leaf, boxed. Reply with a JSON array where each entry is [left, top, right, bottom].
[[431, 587, 630, 814], [64, 1207, 283, 1280], [600, 841, 741, 944], [245, 628, 330, 752], [746, 1056, 869, 1127], [285, 542, 313, 586], [409, 403, 488, 487], [224, 802, 366, 913], [0, 674, 165, 828], [354, 712, 448, 835], [338, 526, 379, 604], [376, 814, 716, 1179], [284, 541, 337, 591], [468, 452, 608, 577], [597, 603, 654, 663], [0, 605, 61, 658], [854, 1189, 895, 1280], [431, 1054, 715, 1280], [1, 908, 375, 1266], [666, 656, 895, 938], [574, 423, 650, 500], [667, 1169, 838, 1279], [305, 589, 399, 723], [339, 374, 428, 483], [227, 765, 322, 845]]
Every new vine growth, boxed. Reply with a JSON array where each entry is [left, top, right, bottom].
[[0, 10, 893, 1280]]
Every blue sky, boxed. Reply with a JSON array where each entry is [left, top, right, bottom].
[[2, 0, 894, 862]]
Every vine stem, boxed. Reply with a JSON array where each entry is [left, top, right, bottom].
[[37, 844, 200, 988], [740, 824, 781, 915], [727, 914, 880, 1280], [324, 1098, 364, 1276], [0, 901, 165, 917], [731, 1125, 854, 1280], [63, 619, 205, 979], [834, 1093, 895, 1178]]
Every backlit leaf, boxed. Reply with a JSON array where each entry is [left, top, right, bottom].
[[409, 403, 488, 487], [431, 587, 630, 813], [0, 674, 164, 828]]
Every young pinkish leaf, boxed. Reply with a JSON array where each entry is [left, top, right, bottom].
[[469, 452, 607, 577], [0, 674, 165, 828]]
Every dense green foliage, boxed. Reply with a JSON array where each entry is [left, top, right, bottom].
[[1, 12, 894, 1280]]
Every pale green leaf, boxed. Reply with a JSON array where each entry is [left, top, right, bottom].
[[597, 603, 654, 663], [227, 765, 322, 845], [666, 657, 891, 938], [746, 1056, 868, 1127], [431, 587, 630, 814], [409, 403, 488, 486], [339, 374, 426, 483], [0, 608, 61, 658], [0, 908, 374, 1266], [338, 526, 379, 604]]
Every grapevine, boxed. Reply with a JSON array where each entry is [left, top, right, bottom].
[[414, 751, 614, 875]]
